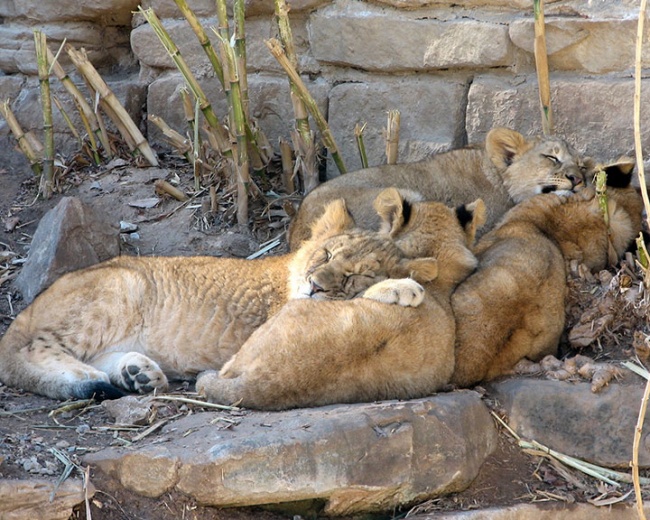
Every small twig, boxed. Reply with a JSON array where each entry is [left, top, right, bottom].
[[354, 122, 368, 169], [385, 110, 400, 165], [150, 394, 240, 411]]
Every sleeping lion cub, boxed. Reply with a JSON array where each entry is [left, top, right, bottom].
[[288, 127, 589, 248], [197, 165, 642, 410], [0, 199, 438, 401], [197, 188, 486, 409]]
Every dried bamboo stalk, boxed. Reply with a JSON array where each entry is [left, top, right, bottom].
[[274, 0, 317, 184], [633, 2, 650, 515], [291, 129, 319, 194], [148, 114, 192, 164], [52, 96, 81, 144], [172, 0, 225, 87], [385, 110, 400, 165], [46, 46, 106, 160], [279, 138, 295, 193], [233, 0, 250, 122], [139, 8, 233, 161], [65, 44, 159, 166], [354, 123, 368, 169], [533, 0, 554, 135], [266, 38, 347, 175], [214, 27, 250, 226], [0, 100, 42, 175], [154, 179, 189, 201], [34, 30, 54, 198]]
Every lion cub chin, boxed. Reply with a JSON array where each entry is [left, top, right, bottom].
[[451, 161, 643, 387], [0, 196, 438, 401], [288, 126, 590, 249], [197, 188, 486, 410]]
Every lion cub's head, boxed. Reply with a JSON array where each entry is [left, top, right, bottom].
[[373, 188, 486, 292], [487, 127, 589, 203], [289, 199, 438, 300]]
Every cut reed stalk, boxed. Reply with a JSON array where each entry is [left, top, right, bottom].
[[138, 8, 232, 161], [154, 179, 189, 201], [65, 44, 159, 166], [34, 30, 54, 199], [354, 123, 368, 169], [0, 100, 42, 175], [214, 28, 250, 226], [52, 96, 81, 145], [633, 7, 650, 514], [279, 137, 295, 193], [46, 46, 105, 162], [266, 38, 346, 175], [172, 0, 225, 88], [148, 114, 192, 164], [291, 129, 318, 194], [385, 110, 400, 165], [533, 0, 554, 135]]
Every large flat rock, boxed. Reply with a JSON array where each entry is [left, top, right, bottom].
[[488, 379, 649, 468], [85, 391, 497, 515]]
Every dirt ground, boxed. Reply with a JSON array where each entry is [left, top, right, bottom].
[[0, 151, 649, 519]]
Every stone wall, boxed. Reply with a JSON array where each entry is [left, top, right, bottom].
[[0, 0, 648, 177]]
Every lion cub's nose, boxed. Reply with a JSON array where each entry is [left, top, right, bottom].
[[309, 279, 324, 296], [566, 173, 584, 187]]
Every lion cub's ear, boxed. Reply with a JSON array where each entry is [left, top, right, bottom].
[[400, 257, 439, 283], [602, 156, 635, 188], [486, 127, 533, 169], [456, 198, 486, 245], [373, 187, 423, 237], [309, 198, 355, 241]]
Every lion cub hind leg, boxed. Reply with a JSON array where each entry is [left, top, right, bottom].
[[361, 278, 425, 307], [90, 351, 169, 394], [0, 336, 125, 400]]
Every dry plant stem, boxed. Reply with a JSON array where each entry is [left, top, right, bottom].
[[633, 376, 650, 520], [0, 101, 42, 175], [355, 123, 369, 169], [385, 110, 400, 165], [266, 38, 347, 174], [66, 44, 159, 166], [34, 30, 54, 199], [139, 8, 232, 161], [52, 96, 81, 144], [274, 0, 318, 182], [233, 0, 250, 121], [292, 129, 319, 193], [154, 179, 189, 201], [46, 47, 105, 161], [279, 138, 295, 193], [635, 0, 650, 235], [533, 0, 554, 135], [172, 0, 225, 87], [148, 114, 192, 163], [215, 29, 250, 226]]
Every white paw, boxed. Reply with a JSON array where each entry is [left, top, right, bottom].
[[117, 352, 168, 394], [362, 278, 425, 307]]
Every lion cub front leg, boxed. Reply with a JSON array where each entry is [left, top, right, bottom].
[[361, 278, 425, 307], [91, 352, 169, 394]]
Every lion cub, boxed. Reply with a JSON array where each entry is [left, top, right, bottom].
[[197, 188, 485, 410], [0, 199, 437, 401], [451, 163, 643, 387], [288, 127, 589, 249]]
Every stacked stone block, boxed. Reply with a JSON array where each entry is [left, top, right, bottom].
[[0, 0, 648, 177]]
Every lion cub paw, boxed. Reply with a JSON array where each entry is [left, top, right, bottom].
[[117, 353, 168, 394], [362, 278, 425, 307]]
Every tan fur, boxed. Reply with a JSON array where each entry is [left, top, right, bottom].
[[0, 199, 435, 400], [451, 180, 643, 387], [196, 189, 484, 410], [288, 127, 589, 249]]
